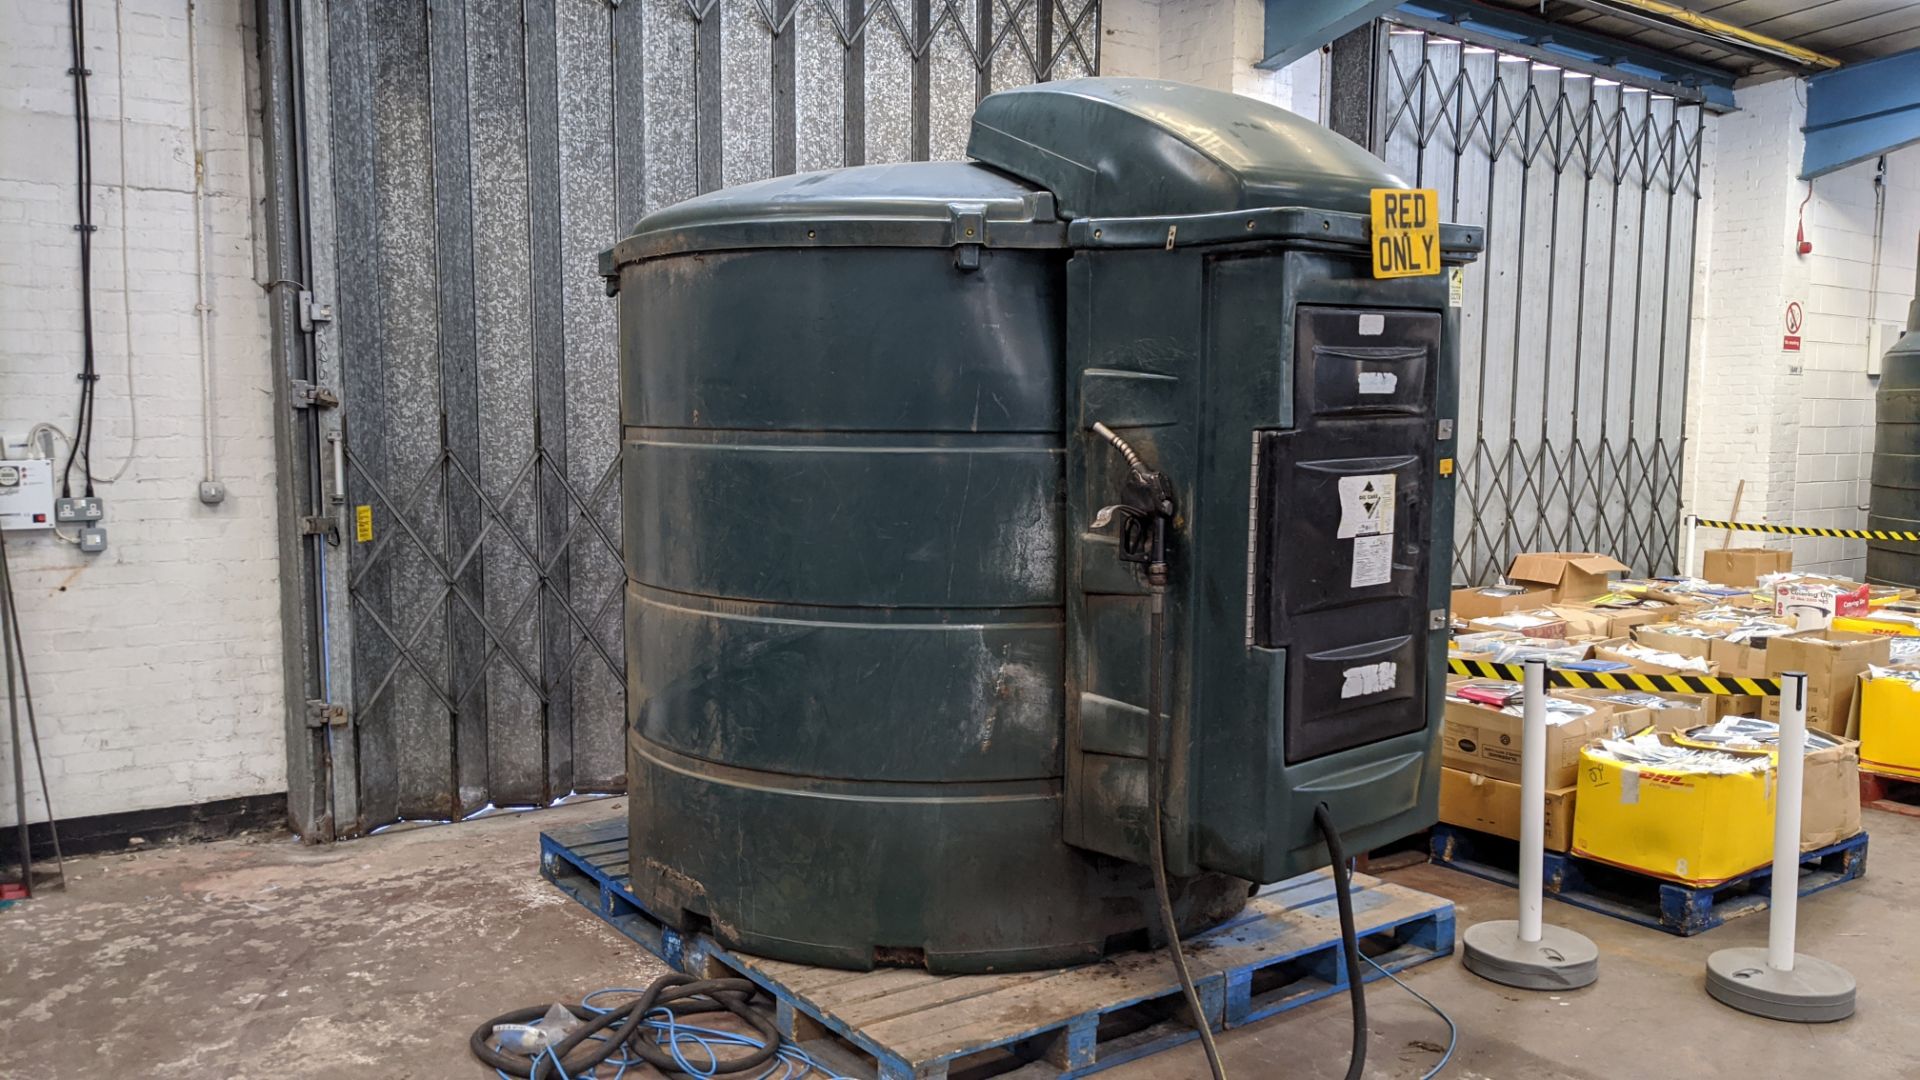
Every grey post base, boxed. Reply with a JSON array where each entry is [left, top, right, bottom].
[[1461, 920, 1599, 990], [1705, 947, 1856, 1022]]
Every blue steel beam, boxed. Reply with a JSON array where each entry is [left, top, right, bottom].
[[1803, 48, 1920, 179], [1260, 0, 1404, 71], [1387, 0, 1738, 110]]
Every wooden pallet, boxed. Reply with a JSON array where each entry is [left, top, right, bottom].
[[541, 816, 1455, 1080], [1861, 767, 1920, 817], [1429, 823, 1869, 936]]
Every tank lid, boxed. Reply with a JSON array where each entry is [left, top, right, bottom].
[[600, 161, 1065, 277], [968, 77, 1405, 221]]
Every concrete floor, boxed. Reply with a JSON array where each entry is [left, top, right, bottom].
[[3, 798, 1917, 1079]]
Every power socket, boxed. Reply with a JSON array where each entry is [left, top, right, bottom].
[[55, 496, 105, 523], [79, 525, 107, 553], [198, 480, 226, 505]]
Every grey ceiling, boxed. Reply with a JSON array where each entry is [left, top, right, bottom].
[[1475, 0, 1920, 74]]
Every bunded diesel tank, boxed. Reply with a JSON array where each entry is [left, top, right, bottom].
[[602, 78, 1481, 973], [1867, 252, 1920, 587]]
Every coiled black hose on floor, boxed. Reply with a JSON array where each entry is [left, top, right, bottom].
[[470, 973, 780, 1079]]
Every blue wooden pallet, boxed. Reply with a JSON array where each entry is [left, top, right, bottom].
[[1429, 824, 1869, 936], [541, 816, 1455, 1080]]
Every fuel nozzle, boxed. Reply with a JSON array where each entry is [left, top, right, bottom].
[[1090, 422, 1176, 588]]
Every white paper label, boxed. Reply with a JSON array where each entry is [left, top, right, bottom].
[[1336, 474, 1396, 538], [1357, 370, 1398, 395], [1620, 769, 1640, 805], [1351, 533, 1393, 587], [1340, 661, 1398, 700], [1357, 313, 1385, 336], [1448, 266, 1465, 307]]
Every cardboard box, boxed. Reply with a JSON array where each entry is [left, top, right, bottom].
[[1858, 672, 1920, 778], [1671, 728, 1862, 851], [1703, 547, 1792, 587], [1632, 622, 1718, 661], [1572, 737, 1776, 886], [1450, 584, 1554, 622], [1465, 609, 1569, 639], [1562, 687, 1716, 730], [1442, 688, 1643, 787], [1804, 743, 1865, 850], [1551, 601, 1678, 640], [1708, 636, 1780, 680], [1760, 631, 1893, 736], [1595, 639, 1718, 677], [1506, 552, 1631, 602], [1438, 767, 1575, 852]]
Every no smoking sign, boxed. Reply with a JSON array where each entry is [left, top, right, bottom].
[[1783, 300, 1803, 352]]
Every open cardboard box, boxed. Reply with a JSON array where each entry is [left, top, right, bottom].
[[1631, 622, 1718, 661], [1703, 547, 1792, 587], [1506, 552, 1631, 603], [1442, 679, 1646, 787], [1671, 726, 1862, 851], [1552, 600, 1678, 639], [1559, 684, 1728, 726], [1451, 584, 1555, 622], [1761, 630, 1893, 736], [1465, 609, 1570, 639], [1595, 637, 1719, 677]]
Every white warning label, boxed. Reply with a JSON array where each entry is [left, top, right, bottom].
[[1351, 533, 1394, 588], [1341, 661, 1399, 700], [1336, 474, 1396, 539], [1357, 370, 1398, 395], [1448, 266, 1465, 307]]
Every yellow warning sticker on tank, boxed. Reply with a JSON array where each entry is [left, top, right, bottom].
[[354, 505, 374, 543], [1439, 457, 1455, 476], [1370, 188, 1440, 278]]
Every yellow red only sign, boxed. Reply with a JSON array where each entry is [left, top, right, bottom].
[[1369, 188, 1440, 279]]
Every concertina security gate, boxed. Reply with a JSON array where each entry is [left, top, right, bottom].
[[269, 0, 1101, 839], [1374, 24, 1705, 586]]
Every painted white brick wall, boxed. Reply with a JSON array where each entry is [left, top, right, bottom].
[[1689, 77, 1920, 579], [1101, 0, 1323, 121], [0, 0, 285, 827]]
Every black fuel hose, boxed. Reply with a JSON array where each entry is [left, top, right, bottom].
[[1145, 592, 1229, 1080], [1315, 802, 1368, 1080], [470, 973, 780, 1078]]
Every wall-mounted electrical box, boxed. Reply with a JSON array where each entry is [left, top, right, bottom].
[[0, 459, 56, 530]]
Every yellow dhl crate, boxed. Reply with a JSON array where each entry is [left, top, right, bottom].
[[1860, 674, 1920, 779], [1571, 739, 1774, 886], [1832, 615, 1920, 637]]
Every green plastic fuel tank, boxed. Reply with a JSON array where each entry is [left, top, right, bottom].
[[601, 78, 1481, 973], [1867, 280, 1920, 587]]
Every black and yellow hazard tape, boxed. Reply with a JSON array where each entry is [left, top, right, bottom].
[[1690, 516, 1920, 543], [1446, 657, 1780, 696]]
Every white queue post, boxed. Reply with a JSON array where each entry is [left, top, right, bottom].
[[1461, 659, 1599, 990], [1705, 671, 1857, 1021], [1682, 512, 1698, 578]]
